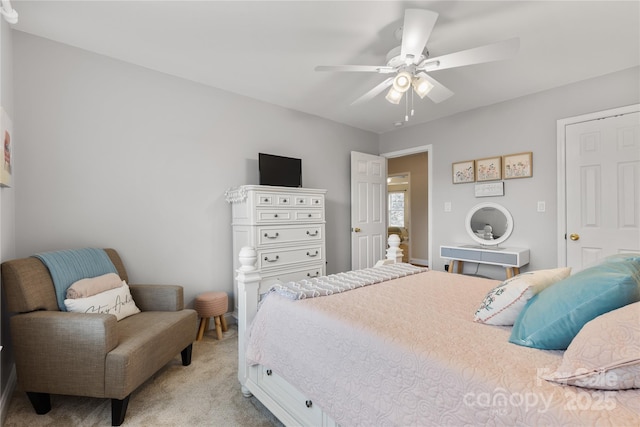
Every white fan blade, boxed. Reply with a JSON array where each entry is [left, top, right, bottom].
[[400, 9, 439, 64], [351, 77, 394, 105], [419, 37, 519, 72], [416, 73, 454, 104], [315, 65, 396, 74]]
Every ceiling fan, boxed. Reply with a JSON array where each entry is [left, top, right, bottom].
[[315, 9, 519, 107]]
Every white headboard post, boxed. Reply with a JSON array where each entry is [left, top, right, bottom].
[[386, 234, 403, 263], [235, 246, 261, 395]]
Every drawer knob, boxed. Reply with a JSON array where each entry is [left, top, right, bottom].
[[307, 272, 319, 278], [306, 251, 319, 257], [264, 232, 279, 239], [274, 214, 278, 218], [264, 255, 280, 263], [306, 230, 318, 237], [264, 198, 269, 202], [283, 199, 287, 203], [308, 214, 312, 218], [266, 369, 272, 376], [305, 400, 313, 408]]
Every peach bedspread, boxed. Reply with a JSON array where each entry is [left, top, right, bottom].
[[246, 270, 640, 426]]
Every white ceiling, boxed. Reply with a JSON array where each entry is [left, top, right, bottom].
[[11, 1, 640, 134]]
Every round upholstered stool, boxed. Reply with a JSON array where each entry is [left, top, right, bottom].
[[194, 291, 228, 341]]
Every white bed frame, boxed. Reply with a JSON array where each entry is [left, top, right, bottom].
[[236, 236, 403, 426]]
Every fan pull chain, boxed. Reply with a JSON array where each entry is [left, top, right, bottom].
[[405, 92, 409, 122], [411, 90, 415, 117]]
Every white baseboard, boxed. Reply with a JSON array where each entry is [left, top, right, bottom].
[[0, 365, 17, 426], [409, 258, 429, 266]]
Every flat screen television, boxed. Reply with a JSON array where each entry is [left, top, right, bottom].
[[259, 153, 302, 188]]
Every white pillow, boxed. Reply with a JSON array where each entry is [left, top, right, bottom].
[[541, 301, 640, 390], [64, 281, 140, 321], [474, 267, 571, 325]]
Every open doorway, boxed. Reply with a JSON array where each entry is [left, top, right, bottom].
[[387, 173, 410, 263], [383, 146, 431, 267]]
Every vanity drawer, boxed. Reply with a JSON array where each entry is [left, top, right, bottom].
[[440, 247, 482, 261], [481, 251, 518, 265], [258, 225, 324, 246], [258, 246, 323, 270], [257, 365, 324, 427]]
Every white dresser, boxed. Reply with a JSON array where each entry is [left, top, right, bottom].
[[227, 185, 327, 316]]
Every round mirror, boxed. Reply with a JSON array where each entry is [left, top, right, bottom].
[[465, 202, 514, 246]]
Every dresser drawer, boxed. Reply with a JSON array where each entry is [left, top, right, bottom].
[[258, 225, 324, 246], [257, 365, 324, 427], [261, 263, 325, 285], [293, 195, 324, 208], [258, 264, 325, 297], [256, 193, 295, 207], [258, 245, 323, 270], [257, 209, 324, 223], [256, 210, 292, 221]]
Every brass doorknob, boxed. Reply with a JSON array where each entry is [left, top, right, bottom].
[[353, 227, 361, 233], [569, 233, 580, 241]]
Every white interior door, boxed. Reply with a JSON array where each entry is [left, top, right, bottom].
[[351, 151, 387, 270], [565, 111, 640, 271]]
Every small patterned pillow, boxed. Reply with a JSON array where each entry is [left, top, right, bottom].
[[64, 282, 140, 321], [474, 267, 571, 325], [541, 301, 640, 390]]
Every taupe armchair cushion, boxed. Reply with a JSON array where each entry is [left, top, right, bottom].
[[2, 248, 197, 426]]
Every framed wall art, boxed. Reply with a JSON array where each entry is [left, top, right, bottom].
[[0, 107, 13, 187], [503, 152, 533, 179], [475, 156, 502, 182], [452, 160, 475, 184]]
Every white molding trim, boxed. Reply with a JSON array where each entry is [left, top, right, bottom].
[[556, 104, 640, 267], [380, 144, 433, 268]]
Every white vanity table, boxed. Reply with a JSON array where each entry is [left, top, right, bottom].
[[440, 244, 530, 278], [441, 202, 530, 279]]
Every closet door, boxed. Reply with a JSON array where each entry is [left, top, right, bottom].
[[565, 111, 640, 271]]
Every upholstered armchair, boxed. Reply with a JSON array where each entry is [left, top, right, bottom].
[[1, 248, 197, 426]]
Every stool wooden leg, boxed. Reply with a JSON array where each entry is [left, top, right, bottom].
[[220, 314, 228, 332], [215, 316, 223, 340], [197, 318, 206, 341]]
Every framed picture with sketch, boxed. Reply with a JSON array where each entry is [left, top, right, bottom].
[[503, 152, 533, 179], [452, 160, 475, 184]]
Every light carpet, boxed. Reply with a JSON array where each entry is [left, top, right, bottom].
[[4, 324, 284, 427]]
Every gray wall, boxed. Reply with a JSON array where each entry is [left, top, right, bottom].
[[380, 66, 640, 278], [12, 31, 378, 308]]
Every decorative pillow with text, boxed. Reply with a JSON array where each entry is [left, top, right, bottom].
[[64, 282, 140, 321]]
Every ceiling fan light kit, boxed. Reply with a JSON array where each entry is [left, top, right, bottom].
[[412, 76, 434, 99], [392, 71, 412, 93], [385, 87, 403, 104], [315, 8, 519, 120]]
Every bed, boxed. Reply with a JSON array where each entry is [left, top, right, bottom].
[[236, 246, 640, 426]]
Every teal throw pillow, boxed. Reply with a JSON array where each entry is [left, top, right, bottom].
[[509, 261, 640, 350]]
